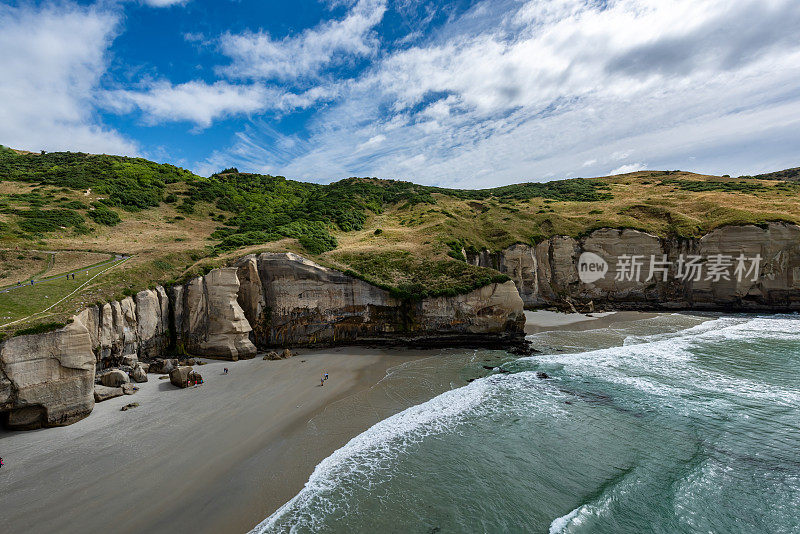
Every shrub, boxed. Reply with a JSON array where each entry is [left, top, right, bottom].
[[87, 204, 121, 226], [15, 208, 86, 234]]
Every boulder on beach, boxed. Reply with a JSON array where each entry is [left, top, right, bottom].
[[263, 350, 280, 360], [122, 383, 137, 395], [169, 366, 202, 388], [130, 364, 148, 383], [282, 348, 293, 359], [149, 359, 177, 374], [94, 385, 124, 402], [101, 370, 130, 387]]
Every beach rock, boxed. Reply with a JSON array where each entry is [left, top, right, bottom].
[[0, 320, 95, 429], [94, 385, 123, 402], [121, 402, 139, 411], [135, 287, 170, 359], [173, 268, 257, 361], [263, 351, 280, 360], [282, 348, 293, 359], [149, 359, 176, 374], [122, 383, 137, 395], [101, 370, 129, 387], [130, 364, 148, 383], [169, 366, 195, 388], [535, 371, 550, 379]]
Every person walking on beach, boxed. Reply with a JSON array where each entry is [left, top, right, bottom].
[[320, 377, 324, 387], [0, 457, 4, 468], [324, 372, 329, 381], [223, 367, 228, 375]]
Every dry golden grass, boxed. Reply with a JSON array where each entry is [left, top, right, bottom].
[[4, 168, 800, 331]]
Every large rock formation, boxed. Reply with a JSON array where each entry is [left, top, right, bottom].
[[76, 289, 170, 369], [173, 268, 257, 360], [0, 321, 95, 429], [468, 222, 800, 311], [237, 252, 526, 347]]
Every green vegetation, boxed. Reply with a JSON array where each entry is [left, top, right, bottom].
[[3, 145, 800, 332], [660, 178, 766, 193], [86, 203, 121, 226], [332, 250, 510, 300], [0, 146, 195, 210], [14, 321, 70, 337], [14, 208, 88, 234], [0, 255, 124, 326]]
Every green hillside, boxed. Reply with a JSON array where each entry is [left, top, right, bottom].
[[2, 145, 799, 331]]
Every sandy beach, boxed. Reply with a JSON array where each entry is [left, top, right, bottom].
[[0, 349, 442, 534], [0, 311, 662, 534]]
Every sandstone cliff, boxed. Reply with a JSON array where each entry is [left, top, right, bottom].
[[468, 222, 800, 311], [0, 320, 95, 429], [238, 252, 526, 347], [172, 267, 257, 361]]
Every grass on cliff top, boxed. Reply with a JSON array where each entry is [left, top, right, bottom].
[[328, 250, 510, 300]]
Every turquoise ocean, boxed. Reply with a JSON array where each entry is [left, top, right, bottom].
[[254, 313, 800, 533]]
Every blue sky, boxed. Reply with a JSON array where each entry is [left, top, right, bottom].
[[1, 0, 800, 187]]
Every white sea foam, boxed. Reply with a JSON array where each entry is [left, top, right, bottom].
[[526, 315, 800, 409], [251, 376, 496, 532], [548, 506, 581, 533], [252, 368, 572, 533], [255, 314, 800, 532]]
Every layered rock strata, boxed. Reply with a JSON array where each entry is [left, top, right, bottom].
[[0, 321, 95, 429], [467, 222, 800, 311], [238, 252, 526, 348]]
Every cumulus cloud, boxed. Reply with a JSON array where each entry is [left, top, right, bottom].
[[0, 3, 136, 154], [205, 0, 800, 185], [219, 0, 387, 80], [103, 80, 342, 128], [103, 81, 274, 128]]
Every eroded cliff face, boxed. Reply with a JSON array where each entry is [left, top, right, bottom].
[[469, 222, 800, 311], [0, 321, 95, 429], [173, 267, 257, 361], [238, 252, 526, 347], [76, 288, 171, 369]]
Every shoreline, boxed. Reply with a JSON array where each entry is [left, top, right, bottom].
[[1, 310, 666, 534], [0, 348, 438, 534]]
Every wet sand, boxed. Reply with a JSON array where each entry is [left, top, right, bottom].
[[524, 309, 657, 334]]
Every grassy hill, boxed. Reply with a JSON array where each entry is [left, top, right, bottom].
[[2, 144, 799, 332]]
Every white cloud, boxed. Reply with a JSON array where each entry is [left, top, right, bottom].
[[204, 0, 800, 185], [103, 80, 343, 128], [219, 0, 387, 80], [609, 163, 647, 175], [0, 3, 136, 154], [103, 81, 275, 128]]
